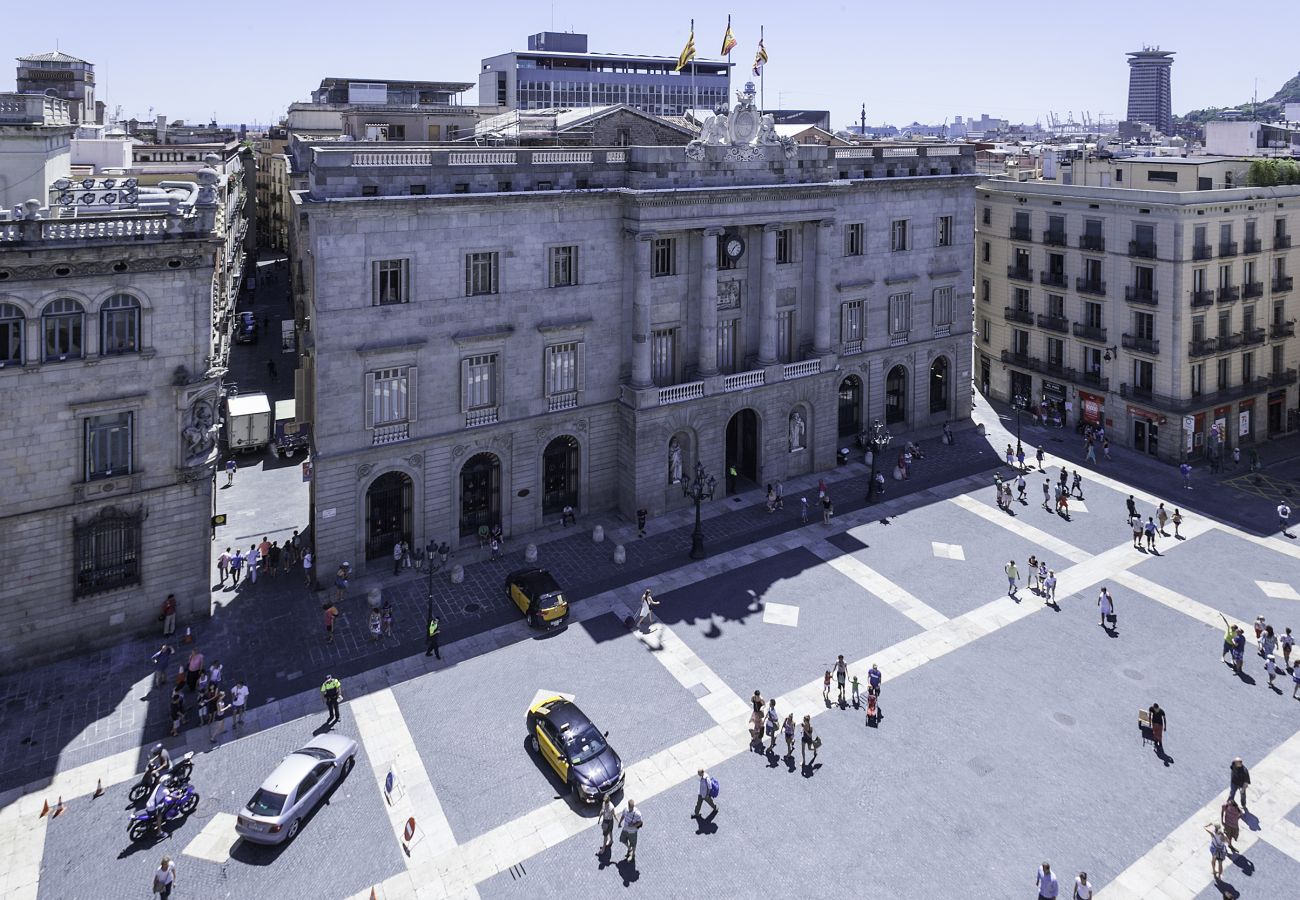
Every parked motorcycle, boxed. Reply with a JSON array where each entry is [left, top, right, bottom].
[[127, 751, 195, 803], [128, 778, 199, 841]]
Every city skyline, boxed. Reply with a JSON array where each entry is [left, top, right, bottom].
[[3, 0, 1298, 130]]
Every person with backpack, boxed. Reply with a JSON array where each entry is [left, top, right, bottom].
[[694, 768, 718, 817], [764, 699, 779, 752]]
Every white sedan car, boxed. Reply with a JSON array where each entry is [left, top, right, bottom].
[[235, 733, 358, 844]]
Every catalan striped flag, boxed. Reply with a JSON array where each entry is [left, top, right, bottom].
[[675, 24, 697, 73], [752, 38, 768, 77], [721, 17, 737, 56]]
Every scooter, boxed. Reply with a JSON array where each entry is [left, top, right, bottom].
[[128, 751, 195, 803], [127, 778, 198, 841]]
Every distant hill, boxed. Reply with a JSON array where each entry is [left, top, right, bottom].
[[1179, 70, 1300, 125]]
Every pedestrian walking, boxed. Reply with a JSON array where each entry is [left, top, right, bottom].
[[617, 800, 642, 863], [1027, 555, 1040, 592], [1016, 473, 1027, 501], [1292, 665, 1300, 699], [1144, 517, 1158, 552], [169, 686, 185, 737], [821, 494, 833, 525], [266, 541, 280, 579], [247, 544, 259, 585], [230, 680, 248, 728], [1180, 461, 1193, 489], [1084, 438, 1097, 464], [1073, 872, 1093, 900], [1280, 502, 1293, 537], [1041, 478, 1051, 510], [1205, 825, 1228, 879], [1005, 444, 1015, 467], [1147, 703, 1166, 754], [266, 358, 277, 380], [1036, 862, 1059, 900], [751, 690, 765, 714], [1059, 468, 1069, 493], [1253, 615, 1266, 650], [765, 699, 779, 751], [1016, 445, 1026, 471], [208, 659, 223, 690], [765, 483, 776, 513], [834, 655, 848, 704], [694, 769, 718, 817], [1229, 757, 1250, 809], [209, 691, 229, 744], [185, 649, 204, 692], [1221, 798, 1242, 852], [1282, 627, 1295, 670], [1098, 587, 1115, 630], [151, 856, 177, 899], [225, 458, 236, 486], [636, 507, 647, 538], [151, 644, 174, 689], [1071, 471, 1083, 499], [217, 549, 230, 586], [1131, 513, 1144, 549], [1172, 508, 1183, 539], [425, 616, 441, 659], [1157, 504, 1169, 535], [302, 549, 314, 589], [368, 607, 382, 641], [943, 421, 954, 445], [774, 480, 784, 510], [160, 594, 177, 637], [321, 675, 343, 724], [1266, 654, 1281, 689], [822, 669, 833, 704], [1262, 625, 1278, 659], [800, 715, 819, 767], [1126, 495, 1138, 521], [1005, 559, 1020, 599], [323, 603, 339, 643], [1036, 445, 1045, 470], [382, 600, 394, 638], [1037, 560, 1048, 596], [1044, 570, 1057, 605], [1102, 438, 1111, 461], [1232, 446, 1241, 468], [392, 540, 404, 576], [230, 548, 244, 585], [634, 588, 659, 629], [782, 713, 796, 757], [1232, 628, 1246, 675], [1249, 448, 1260, 472], [598, 796, 616, 852], [800, 496, 809, 523], [333, 563, 350, 603]]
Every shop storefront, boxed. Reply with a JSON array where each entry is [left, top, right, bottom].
[[1238, 399, 1255, 445], [1078, 391, 1105, 429], [1128, 405, 1162, 456], [1038, 380, 1066, 428]]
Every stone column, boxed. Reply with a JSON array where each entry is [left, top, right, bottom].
[[814, 219, 834, 355], [631, 233, 654, 388], [698, 227, 723, 377], [757, 223, 781, 366]]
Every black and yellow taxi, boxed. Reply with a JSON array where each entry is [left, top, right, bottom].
[[504, 567, 569, 628], [526, 695, 624, 803]]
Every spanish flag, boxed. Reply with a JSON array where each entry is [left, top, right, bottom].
[[721, 17, 737, 56], [675, 23, 697, 73], [752, 38, 768, 77]]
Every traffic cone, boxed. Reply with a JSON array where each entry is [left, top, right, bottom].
[[52, 796, 65, 818], [93, 779, 104, 799], [182, 626, 193, 645], [39, 798, 49, 818], [369, 889, 378, 900]]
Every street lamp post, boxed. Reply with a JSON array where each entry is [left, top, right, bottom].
[[1011, 392, 1028, 456], [863, 419, 893, 503], [682, 460, 717, 560]]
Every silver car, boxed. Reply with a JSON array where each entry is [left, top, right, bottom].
[[235, 733, 358, 844]]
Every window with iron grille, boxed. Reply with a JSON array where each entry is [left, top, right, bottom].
[[888, 292, 912, 335], [845, 223, 864, 256], [545, 341, 584, 396], [367, 367, 410, 426], [776, 228, 793, 264], [464, 252, 499, 296], [652, 238, 675, 277], [937, 216, 954, 247], [890, 219, 910, 252], [373, 259, 409, 305], [461, 354, 498, 411], [548, 246, 578, 288], [85, 411, 132, 481], [777, 309, 795, 362], [74, 505, 142, 597], [933, 286, 954, 326], [841, 300, 864, 345], [651, 327, 677, 384], [100, 294, 140, 355]]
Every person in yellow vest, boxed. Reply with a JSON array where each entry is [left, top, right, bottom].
[[320, 675, 342, 724], [425, 616, 441, 659]]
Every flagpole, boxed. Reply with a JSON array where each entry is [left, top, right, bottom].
[[690, 18, 696, 117], [759, 25, 765, 112]]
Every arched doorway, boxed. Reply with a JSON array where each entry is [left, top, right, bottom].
[[838, 375, 863, 441], [542, 436, 579, 516], [929, 357, 950, 414], [885, 365, 907, 425], [459, 453, 501, 537], [365, 471, 412, 560], [725, 408, 759, 493]]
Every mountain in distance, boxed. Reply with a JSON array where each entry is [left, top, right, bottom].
[[1180, 70, 1300, 125]]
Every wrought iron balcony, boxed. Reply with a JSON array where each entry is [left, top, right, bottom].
[[1244, 238, 1262, 254], [1076, 277, 1106, 297], [1119, 382, 1155, 402], [1004, 306, 1034, 325], [1010, 225, 1033, 242], [1218, 241, 1238, 258], [1007, 265, 1033, 282], [1192, 244, 1213, 261], [1037, 314, 1070, 333], [1079, 234, 1105, 252], [1217, 286, 1240, 304], [1275, 234, 1293, 250], [1274, 276, 1295, 293], [1129, 241, 1157, 259], [1190, 289, 1215, 308], [1124, 285, 1159, 306], [1243, 282, 1264, 299], [1072, 322, 1107, 343], [1042, 230, 1068, 247], [1217, 333, 1243, 351], [1241, 327, 1267, 346], [1188, 337, 1219, 359], [1121, 333, 1160, 355], [1080, 371, 1110, 390], [1040, 270, 1068, 288], [1270, 321, 1296, 339], [1270, 368, 1299, 387]]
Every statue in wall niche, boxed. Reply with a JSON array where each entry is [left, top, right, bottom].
[[182, 397, 219, 467], [668, 437, 684, 484], [789, 410, 806, 452]]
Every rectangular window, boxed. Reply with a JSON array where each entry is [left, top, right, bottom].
[[652, 238, 676, 277], [776, 228, 793, 264], [717, 318, 739, 372], [1242, 351, 1255, 383], [982, 241, 990, 263], [1219, 264, 1233, 290], [1193, 267, 1206, 292], [980, 317, 990, 343], [1133, 311, 1155, 341], [1047, 293, 1064, 318], [888, 292, 912, 335], [1217, 357, 1230, 389], [1084, 302, 1103, 328], [980, 278, 990, 303], [548, 245, 578, 288], [982, 207, 991, 225], [461, 354, 498, 411], [840, 300, 864, 348], [409, 184, 426, 195], [544, 341, 584, 396], [464, 252, 499, 296], [933, 286, 954, 326], [776, 309, 795, 362], [1134, 359, 1154, 390], [373, 259, 409, 306], [1012, 329, 1029, 355], [651, 328, 677, 385], [368, 367, 410, 427], [361, 186, 378, 197], [845, 223, 864, 256], [890, 219, 910, 252], [717, 238, 737, 271], [1013, 288, 1030, 311], [937, 216, 954, 247], [74, 506, 142, 598], [1046, 337, 1064, 368], [1191, 363, 1204, 396], [86, 411, 132, 481]]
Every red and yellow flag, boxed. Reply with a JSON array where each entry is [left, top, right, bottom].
[[675, 24, 697, 73], [721, 17, 737, 55]]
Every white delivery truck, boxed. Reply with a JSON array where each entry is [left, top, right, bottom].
[[225, 393, 272, 453]]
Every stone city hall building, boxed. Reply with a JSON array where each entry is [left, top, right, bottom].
[[291, 96, 976, 571]]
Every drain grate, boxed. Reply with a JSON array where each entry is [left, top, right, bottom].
[[463, 602, 481, 614], [509, 863, 527, 880]]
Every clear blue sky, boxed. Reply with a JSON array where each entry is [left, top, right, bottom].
[[5, 0, 1296, 129]]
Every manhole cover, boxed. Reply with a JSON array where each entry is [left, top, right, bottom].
[[966, 756, 994, 777], [1053, 711, 1076, 727], [1123, 668, 1144, 681], [463, 602, 481, 614]]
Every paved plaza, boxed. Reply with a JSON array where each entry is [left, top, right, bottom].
[[3, 393, 1300, 898]]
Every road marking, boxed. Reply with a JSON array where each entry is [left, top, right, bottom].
[[351, 687, 464, 881], [528, 689, 575, 709], [1211, 525, 1300, 562], [762, 601, 800, 626], [1262, 817, 1300, 865], [931, 541, 966, 560], [814, 548, 949, 629], [632, 622, 748, 725], [948, 493, 1092, 564], [181, 812, 240, 863], [1258, 580, 1300, 601]]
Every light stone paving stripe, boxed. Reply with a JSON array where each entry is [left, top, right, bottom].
[[632, 623, 748, 725], [947, 493, 1094, 564], [181, 811, 240, 863], [812, 547, 950, 629], [350, 687, 465, 885], [1223, 528, 1300, 561], [1096, 729, 1300, 899], [1258, 580, 1300, 601], [1261, 816, 1300, 865]]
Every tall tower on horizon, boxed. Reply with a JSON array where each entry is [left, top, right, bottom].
[[1126, 47, 1174, 135]]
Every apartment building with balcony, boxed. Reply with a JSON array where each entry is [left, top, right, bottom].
[[289, 125, 976, 572], [976, 159, 1300, 462]]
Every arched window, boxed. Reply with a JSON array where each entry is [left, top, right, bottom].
[[100, 294, 140, 355], [929, 357, 950, 413], [43, 298, 84, 362], [0, 303, 24, 366]]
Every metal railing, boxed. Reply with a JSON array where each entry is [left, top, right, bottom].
[[1275, 235, 1293, 250], [1072, 323, 1107, 342], [1004, 306, 1034, 325], [1039, 271, 1067, 288], [1042, 230, 1068, 247], [1217, 286, 1240, 304], [1241, 327, 1267, 346], [1274, 276, 1295, 293], [1192, 245, 1213, 261], [1079, 234, 1105, 252], [1007, 266, 1033, 282], [1217, 333, 1243, 351], [1124, 286, 1158, 306], [1009, 225, 1032, 241], [1270, 369, 1298, 387], [1244, 238, 1262, 254], [1128, 241, 1157, 259], [1037, 314, 1069, 333], [1190, 289, 1215, 308], [1218, 242, 1238, 258], [1243, 282, 1264, 299], [1076, 277, 1106, 297], [1121, 334, 1160, 355], [1188, 337, 1219, 358], [1270, 321, 1296, 339]]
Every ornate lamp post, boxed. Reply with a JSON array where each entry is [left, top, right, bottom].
[[864, 419, 893, 503], [682, 460, 717, 560], [1011, 391, 1029, 456]]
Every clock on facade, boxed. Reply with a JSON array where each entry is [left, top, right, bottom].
[[724, 235, 746, 260]]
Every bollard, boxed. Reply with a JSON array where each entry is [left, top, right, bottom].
[[612, 544, 626, 565], [592, 524, 605, 543], [524, 543, 538, 563], [450, 564, 464, 584]]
